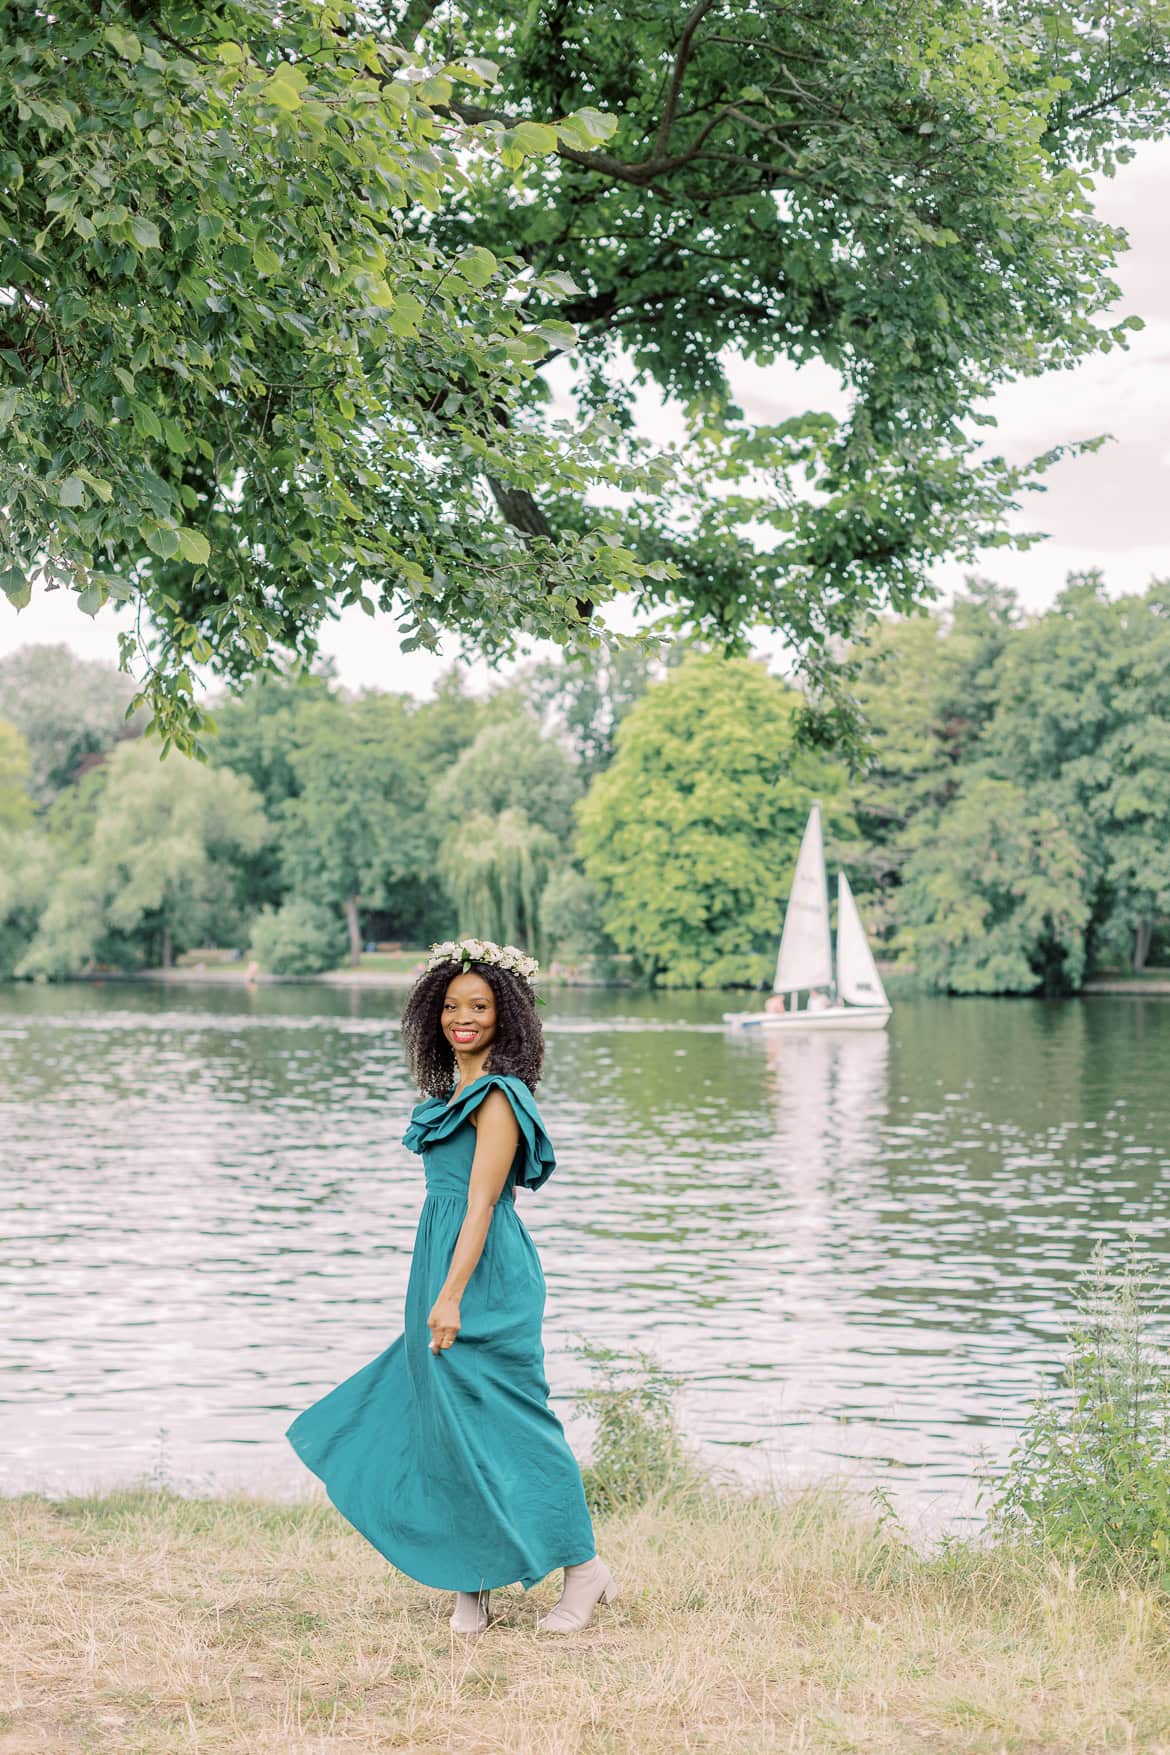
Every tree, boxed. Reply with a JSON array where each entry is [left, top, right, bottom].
[[250, 897, 350, 976], [519, 643, 663, 782], [899, 774, 1091, 993], [0, 2, 660, 746], [208, 667, 338, 821], [41, 761, 108, 867], [436, 807, 556, 952], [578, 653, 853, 985], [0, 826, 57, 976], [428, 710, 585, 949], [208, 666, 339, 914], [0, 719, 34, 828], [277, 694, 430, 962], [0, 645, 139, 801], [844, 581, 1019, 932], [433, 711, 583, 841], [836, 574, 1170, 984], [982, 575, 1170, 971], [8, 3, 1167, 746], [419, 0, 1165, 721], [19, 741, 270, 976], [539, 864, 612, 966], [406, 668, 493, 780]]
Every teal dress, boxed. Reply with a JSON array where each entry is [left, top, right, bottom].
[[285, 1072, 598, 1591]]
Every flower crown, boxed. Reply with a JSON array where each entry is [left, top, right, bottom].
[[426, 937, 540, 985]]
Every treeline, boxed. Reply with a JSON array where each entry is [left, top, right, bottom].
[[0, 641, 652, 981], [848, 574, 1170, 991], [1, 571, 1167, 992]]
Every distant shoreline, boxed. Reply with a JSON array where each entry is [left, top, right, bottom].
[[59, 966, 619, 991], [1081, 976, 1170, 994], [6, 967, 1168, 996]]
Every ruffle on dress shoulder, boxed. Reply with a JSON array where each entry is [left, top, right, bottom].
[[402, 1072, 557, 1191]]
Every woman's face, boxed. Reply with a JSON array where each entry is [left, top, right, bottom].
[[441, 971, 497, 1056]]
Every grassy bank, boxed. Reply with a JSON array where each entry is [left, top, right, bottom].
[[4, 1476, 1170, 1754], [7, 1266, 1170, 1752]]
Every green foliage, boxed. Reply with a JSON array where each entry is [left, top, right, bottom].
[[900, 775, 1090, 994], [0, 646, 139, 802], [0, 826, 57, 976], [990, 1244, 1170, 1586], [42, 760, 108, 865], [0, 718, 34, 828], [0, 1, 664, 748], [539, 865, 611, 966], [520, 644, 663, 782], [276, 694, 430, 960], [436, 807, 555, 953], [249, 897, 348, 977], [847, 582, 1019, 920], [569, 1341, 697, 1515], [5, 573, 1168, 993], [208, 669, 337, 824], [433, 712, 582, 842], [405, 669, 494, 779], [578, 654, 853, 986], [424, 0, 1165, 727], [208, 666, 491, 935], [19, 741, 270, 976], [207, 667, 339, 916], [982, 574, 1170, 973], [426, 709, 585, 951], [851, 576, 1170, 989], [7, 2, 1166, 744]]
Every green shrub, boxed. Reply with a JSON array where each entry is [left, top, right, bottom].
[[539, 865, 611, 966], [249, 897, 348, 976], [989, 1242, 1170, 1584], [569, 1341, 702, 1514]]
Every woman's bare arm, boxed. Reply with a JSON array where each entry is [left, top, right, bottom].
[[441, 1091, 519, 1298]]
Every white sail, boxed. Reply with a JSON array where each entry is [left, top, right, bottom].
[[773, 803, 833, 994], [835, 871, 889, 1009]]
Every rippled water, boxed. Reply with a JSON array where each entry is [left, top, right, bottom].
[[3, 981, 1169, 1526]]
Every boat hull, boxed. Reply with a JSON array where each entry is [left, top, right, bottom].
[[722, 1005, 892, 1032]]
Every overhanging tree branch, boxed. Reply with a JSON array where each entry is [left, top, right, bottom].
[[652, 0, 720, 159]]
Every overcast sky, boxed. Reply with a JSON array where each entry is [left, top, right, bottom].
[[5, 137, 1169, 700]]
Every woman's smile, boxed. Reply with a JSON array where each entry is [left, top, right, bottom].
[[440, 970, 499, 1062]]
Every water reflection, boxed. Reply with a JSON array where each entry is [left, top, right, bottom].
[[2, 983, 1169, 1529]]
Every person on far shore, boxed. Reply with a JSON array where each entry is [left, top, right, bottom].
[[285, 937, 618, 1635]]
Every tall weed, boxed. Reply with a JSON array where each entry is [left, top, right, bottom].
[[989, 1241, 1170, 1583], [568, 1340, 703, 1514]]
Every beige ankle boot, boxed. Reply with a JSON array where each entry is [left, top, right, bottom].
[[449, 1588, 491, 1633], [535, 1556, 618, 1632]]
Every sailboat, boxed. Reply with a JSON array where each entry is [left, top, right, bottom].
[[722, 802, 892, 1032]]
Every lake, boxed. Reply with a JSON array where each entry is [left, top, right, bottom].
[[3, 981, 1168, 1530]]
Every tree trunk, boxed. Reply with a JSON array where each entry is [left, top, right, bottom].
[[345, 895, 362, 967], [1134, 916, 1153, 973], [161, 923, 172, 970]]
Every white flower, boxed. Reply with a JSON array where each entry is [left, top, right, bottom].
[[425, 936, 540, 983]]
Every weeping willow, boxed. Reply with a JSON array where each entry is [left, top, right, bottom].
[[437, 808, 557, 955]]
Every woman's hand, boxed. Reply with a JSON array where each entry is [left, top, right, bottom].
[[427, 1294, 461, 1354]]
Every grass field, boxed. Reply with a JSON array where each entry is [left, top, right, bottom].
[[4, 1474, 1170, 1754]]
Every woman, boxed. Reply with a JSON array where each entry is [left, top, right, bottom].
[[285, 937, 618, 1635]]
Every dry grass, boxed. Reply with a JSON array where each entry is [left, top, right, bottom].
[[3, 1479, 1170, 1753]]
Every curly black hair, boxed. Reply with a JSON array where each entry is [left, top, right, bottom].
[[399, 960, 545, 1098]]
